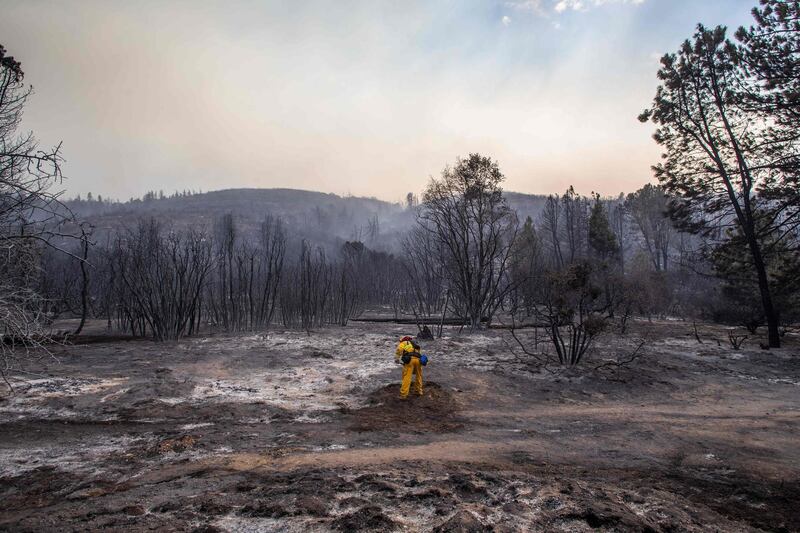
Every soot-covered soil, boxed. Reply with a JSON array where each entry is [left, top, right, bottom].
[[0, 320, 799, 532]]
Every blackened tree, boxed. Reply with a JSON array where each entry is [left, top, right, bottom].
[[508, 216, 543, 317], [625, 184, 674, 272], [588, 196, 619, 261], [0, 44, 85, 384], [419, 154, 518, 330]]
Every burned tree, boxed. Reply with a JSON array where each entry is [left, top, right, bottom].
[[418, 154, 517, 330], [280, 241, 333, 332], [539, 195, 564, 268], [207, 214, 286, 332], [401, 225, 448, 321], [332, 241, 366, 326], [0, 44, 85, 383], [253, 216, 287, 328], [113, 220, 213, 340], [625, 184, 674, 272], [510, 261, 608, 367], [507, 216, 543, 318], [561, 186, 590, 263]]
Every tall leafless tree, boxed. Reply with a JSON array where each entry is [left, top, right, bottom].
[[401, 225, 448, 320], [625, 184, 674, 272], [0, 44, 86, 385], [206, 214, 286, 332], [539, 195, 564, 268], [561, 186, 589, 263], [113, 220, 212, 340]]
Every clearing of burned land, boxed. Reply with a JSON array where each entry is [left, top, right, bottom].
[[0, 320, 798, 532]]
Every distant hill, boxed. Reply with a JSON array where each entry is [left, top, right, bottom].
[[504, 192, 550, 223], [66, 188, 552, 253], [67, 188, 410, 253]]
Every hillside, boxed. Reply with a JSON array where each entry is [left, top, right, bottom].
[[67, 188, 409, 252], [67, 188, 552, 252]]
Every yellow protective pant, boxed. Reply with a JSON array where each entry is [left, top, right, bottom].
[[400, 357, 423, 398]]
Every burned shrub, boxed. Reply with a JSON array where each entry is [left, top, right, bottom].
[[535, 262, 609, 366]]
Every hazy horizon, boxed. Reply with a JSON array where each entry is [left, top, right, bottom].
[[2, 0, 755, 201], [65, 185, 620, 205]]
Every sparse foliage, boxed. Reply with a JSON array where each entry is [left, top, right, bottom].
[[418, 154, 518, 330], [625, 184, 673, 272], [534, 262, 608, 366]]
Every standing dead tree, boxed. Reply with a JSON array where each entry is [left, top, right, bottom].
[[609, 196, 630, 274], [0, 44, 85, 386], [401, 225, 448, 324], [625, 184, 674, 272], [506, 216, 543, 319], [207, 214, 286, 332], [539, 195, 564, 269], [280, 241, 333, 332], [278, 239, 393, 331], [253, 216, 287, 329], [113, 220, 212, 340], [561, 186, 589, 263], [332, 241, 366, 326], [39, 225, 94, 336]]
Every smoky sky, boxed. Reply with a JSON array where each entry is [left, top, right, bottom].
[[1, 0, 755, 202]]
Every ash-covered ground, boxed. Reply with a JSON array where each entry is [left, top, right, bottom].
[[1, 320, 799, 532]]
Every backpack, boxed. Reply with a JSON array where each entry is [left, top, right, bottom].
[[401, 340, 420, 365]]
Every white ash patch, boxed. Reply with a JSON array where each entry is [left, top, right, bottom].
[[420, 331, 537, 372], [294, 414, 331, 424], [768, 377, 800, 386], [240, 417, 272, 424], [1, 376, 127, 402], [0, 377, 129, 420], [0, 405, 80, 420], [161, 329, 405, 413], [0, 433, 152, 478], [649, 336, 787, 362], [188, 350, 395, 411], [310, 444, 348, 452], [9, 377, 128, 398], [179, 422, 214, 430], [158, 397, 186, 405]]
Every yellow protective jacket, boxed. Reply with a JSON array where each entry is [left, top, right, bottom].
[[395, 340, 418, 363]]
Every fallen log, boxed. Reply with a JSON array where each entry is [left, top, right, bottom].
[[350, 317, 546, 329]]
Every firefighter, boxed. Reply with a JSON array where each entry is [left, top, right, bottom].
[[395, 335, 424, 399]]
